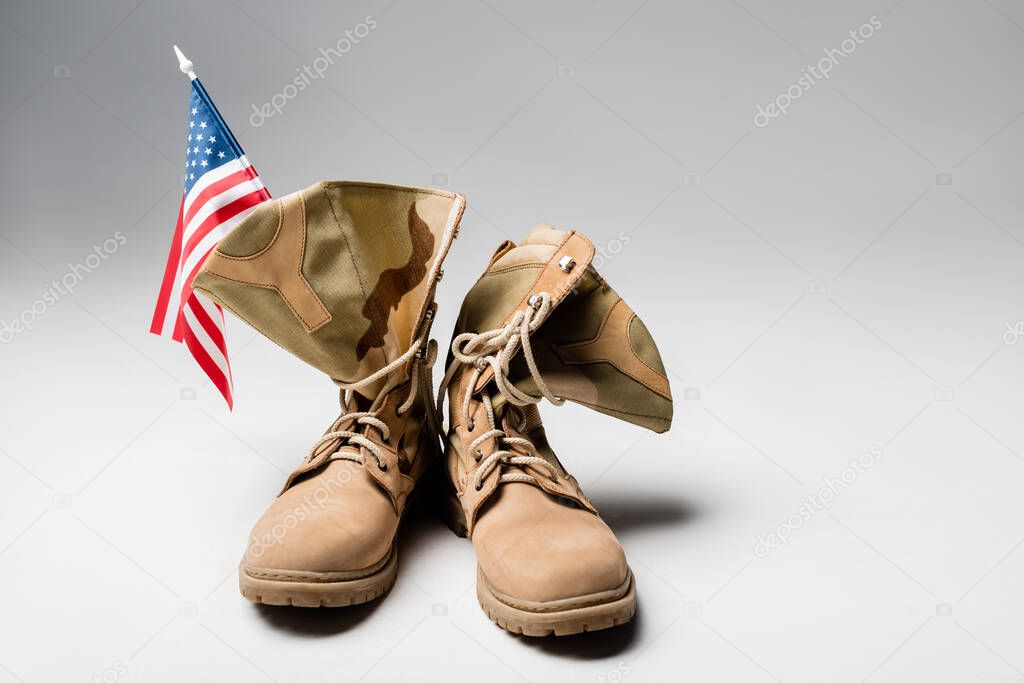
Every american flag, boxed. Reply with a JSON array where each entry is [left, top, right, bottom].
[[150, 77, 270, 408]]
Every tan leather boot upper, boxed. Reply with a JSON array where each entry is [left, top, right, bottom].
[[438, 225, 672, 634], [243, 381, 435, 580], [193, 181, 466, 606]]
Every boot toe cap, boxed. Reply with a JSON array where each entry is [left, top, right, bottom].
[[474, 486, 629, 603], [242, 462, 397, 575]]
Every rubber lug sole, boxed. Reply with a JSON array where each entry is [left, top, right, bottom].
[[476, 566, 636, 637], [239, 547, 398, 608]]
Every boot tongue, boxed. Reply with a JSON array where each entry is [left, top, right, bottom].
[[456, 224, 674, 434], [194, 181, 465, 398]]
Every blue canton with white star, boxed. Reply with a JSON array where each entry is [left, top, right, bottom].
[[183, 83, 239, 195]]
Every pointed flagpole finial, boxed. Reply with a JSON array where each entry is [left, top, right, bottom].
[[173, 45, 197, 81]]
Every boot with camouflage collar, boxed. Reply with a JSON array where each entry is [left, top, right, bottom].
[[193, 180, 465, 606], [437, 224, 673, 635]]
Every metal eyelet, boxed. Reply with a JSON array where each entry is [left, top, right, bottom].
[[474, 449, 483, 462], [378, 462, 388, 472], [527, 294, 542, 309], [474, 481, 482, 491], [467, 418, 475, 432]]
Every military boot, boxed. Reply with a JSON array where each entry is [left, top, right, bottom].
[[437, 224, 673, 635], [193, 181, 465, 606]]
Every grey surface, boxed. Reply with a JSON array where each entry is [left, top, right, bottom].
[[1, 0, 1023, 681]]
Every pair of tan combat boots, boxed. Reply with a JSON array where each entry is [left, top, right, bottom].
[[193, 181, 673, 637]]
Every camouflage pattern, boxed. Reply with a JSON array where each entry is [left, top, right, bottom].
[[194, 181, 466, 396], [453, 224, 673, 433]]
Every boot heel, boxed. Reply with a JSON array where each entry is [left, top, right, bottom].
[[440, 487, 469, 538]]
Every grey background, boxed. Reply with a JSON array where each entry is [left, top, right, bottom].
[[1, 0, 1023, 681]]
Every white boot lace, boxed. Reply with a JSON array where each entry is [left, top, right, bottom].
[[304, 310, 440, 472], [437, 292, 564, 491]]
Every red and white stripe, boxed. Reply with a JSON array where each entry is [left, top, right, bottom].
[[150, 155, 270, 408]]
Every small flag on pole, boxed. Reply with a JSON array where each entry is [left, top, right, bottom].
[[150, 46, 270, 409]]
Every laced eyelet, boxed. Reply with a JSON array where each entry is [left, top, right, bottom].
[[378, 461, 388, 472], [474, 449, 483, 462], [474, 481, 482, 491], [467, 418, 475, 432]]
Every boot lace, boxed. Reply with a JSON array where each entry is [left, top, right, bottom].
[[438, 292, 563, 491], [304, 311, 440, 472]]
